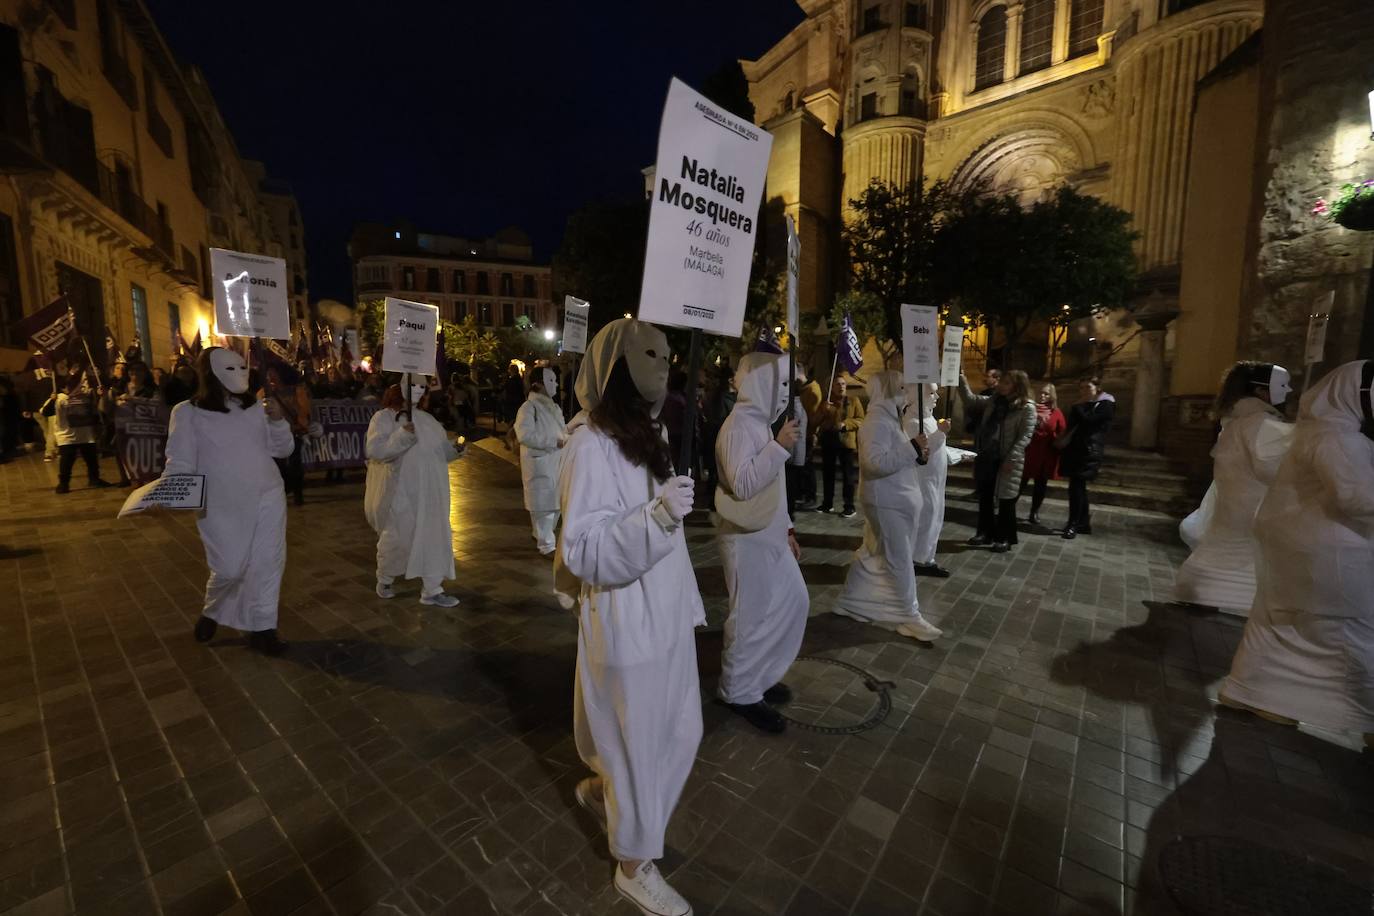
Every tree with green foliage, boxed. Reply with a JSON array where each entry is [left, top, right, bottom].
[[552, 196, 650, 339], [357, 298, 386, 350]]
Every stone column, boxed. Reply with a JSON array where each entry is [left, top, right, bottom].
[[967, 20, 981, 93], [1051, 0, 1071, 64], [1005, 2, 1025, 79], [1129, 297, 1180, 448]]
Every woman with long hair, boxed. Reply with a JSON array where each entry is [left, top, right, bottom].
[[164, 347, 295, 654], [1022, 383, 1067, 526], [556, 318, 700, 916], [1059, 376, 1116, 539], [958, 368, 1037, 552]]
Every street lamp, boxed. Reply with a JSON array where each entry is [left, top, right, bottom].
[[542, 329, 555, 341]]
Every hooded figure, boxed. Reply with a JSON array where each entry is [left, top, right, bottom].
[[364, 376, 462, 607], [514, 367, 566, 554], [165, 348, 296, 655], [905, 382, 963, 577], [558, 318, 701, 916], [834, 371, 943, 641], [1175, 363, 1294, 614], [714, 351, 809, 733], [1221, 360, 1374, 742]]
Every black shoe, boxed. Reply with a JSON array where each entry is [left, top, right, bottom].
[[725, 701, 786, 734], [814, 504, 833, 514], [1028, 513, 1040, 526], [763, 683, 793, 706], [249, 629, 289, 656], [991, 542, 1011, 553], [55, 483, 70, 494], [90, 479, 112, 488], [914, 563, 951, 578], [839, 509, 857, 519], [967, 535, 991, 546], [1061, 527, 1077, 540], [194, 616, 218, 643]]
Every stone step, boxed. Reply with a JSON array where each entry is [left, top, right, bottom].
[[944, 462, 1197, 517]]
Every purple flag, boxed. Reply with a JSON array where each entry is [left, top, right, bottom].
[[837, 312, 863, 375], [753, 326, 783, 354], [15, 297, 78, 355]]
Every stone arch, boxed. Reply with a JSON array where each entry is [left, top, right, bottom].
[[970, 0, 1009, 20], [947, 110, 1097, 204]]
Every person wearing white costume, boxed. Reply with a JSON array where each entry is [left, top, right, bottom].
[[364, 377, 463, 607], [1174, 363, 1293, 615], [834, 371, 944, 642], [556, 318, 701, 916], [514, 367, 566, 555], [168, 348, 295, 656], [1220, 360, 1374, 746], [713, 352, 809, 734], [906, 382, 962, 579]]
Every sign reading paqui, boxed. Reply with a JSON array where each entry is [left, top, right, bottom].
[[562, 296, 590, 355], [210, 248, 290, 340], [638, 78, 773, 338], [901, 304, 940, 384], [381, 297, 439, 375]]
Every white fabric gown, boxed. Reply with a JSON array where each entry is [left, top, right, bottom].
[[1174, 398, 1292, 614], [163, 400, 295, 632], [364, 407, 458, 592], [1223, 361, 1374, 733], [514, 390, 565, 552], [904, 387, 956, 566], [837, 373, 925, 623], [714, 353, 809, 705], [560, 415, 705, 861]]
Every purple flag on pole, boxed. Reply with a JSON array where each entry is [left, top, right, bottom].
[[837, 312, 863, 375], [15, 297, 78, 355]]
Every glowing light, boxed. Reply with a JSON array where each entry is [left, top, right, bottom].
[[543, 329, 555, 341], [360, 356, 373, 372], [510, 358, 527, 374], [623, 312, 632, 319], [394, 231, 401, 239]]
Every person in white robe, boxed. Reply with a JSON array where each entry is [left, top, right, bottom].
[[1174, 363, 1294, 614], [906, 382, 962, 578], [514, 367, 566, 555], [1220, 359, 1374, 746], [834, 371, 943, 642], [556, 318, 700, 916], [364, 376, 463, 607], [165, 348, 296, 655], [714, 352, 809, 734]]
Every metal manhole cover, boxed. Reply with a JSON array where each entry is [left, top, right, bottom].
[[1159, 836, 1373, 916], [778, 655, 893, 735]]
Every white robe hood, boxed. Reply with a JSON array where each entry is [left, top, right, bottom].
[[574, 317, 670, 416], [857, 370, 920, 510]]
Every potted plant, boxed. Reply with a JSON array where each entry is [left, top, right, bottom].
[[1313, 180, 1374, 231]]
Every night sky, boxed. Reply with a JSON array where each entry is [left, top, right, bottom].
[[145, 0, 804, 302]]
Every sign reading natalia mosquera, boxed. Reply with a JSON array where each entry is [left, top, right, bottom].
[[901, 304, 941, 384], [210, 248, 290, 339], [562, 296, 590, 355], [638, 78, 773, 338], [381, 297, 439, 375]]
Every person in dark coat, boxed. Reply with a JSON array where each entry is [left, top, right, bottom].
[[1058, 376, 1116, 539]]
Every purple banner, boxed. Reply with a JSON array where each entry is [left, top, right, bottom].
[[298, 399, 380, 470], [114, 397, 170, 486]]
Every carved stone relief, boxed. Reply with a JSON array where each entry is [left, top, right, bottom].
[[1081, 79, 1116, 119]]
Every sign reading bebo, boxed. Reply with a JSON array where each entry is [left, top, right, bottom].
[[901, 304, 940, 384], [939, 325, 964, 387], [210, 248, 289, 339], [381, 297, 439, 375], [638, 77, 773, 338], [562, 296, 590, 355], [118, 474, 206, 518]]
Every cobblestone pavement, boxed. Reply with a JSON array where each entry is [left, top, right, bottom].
[[1, 447, 1370, 916]]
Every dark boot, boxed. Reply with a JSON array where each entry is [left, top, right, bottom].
[[724, 701, 786, 734], [914, 562, 951, 578], [193, 616, 218, 643], [763, 683, 793, 705], [249, 629, 288, 656]]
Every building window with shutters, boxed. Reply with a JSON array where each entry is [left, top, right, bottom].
[[904, 2, 928, 29], [426, 267, 440, 291], [478, 301, 492, 325], [500, 273, 514, 296], [860, 92, 878, 121], [522, 275, 536, 297], [452, 270, 465, 293], [477, 272, 490, 295], [1067, 0, 1103, 57], [1019, 0, 1055, 74], [455, 300, 468, 322], [130, 283, 150, 357], [974, 6, 1008, 91], [501, 303, 515, 327], [401, 266, 415, 290]]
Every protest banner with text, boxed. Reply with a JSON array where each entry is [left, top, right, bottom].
[[562, 296, 590, 355], [118, 474, 206, 518], [114, 396, 170, 486], [382, 298, 439, 375], [298, 400, 382, 470], [210, 248, 290, 339]]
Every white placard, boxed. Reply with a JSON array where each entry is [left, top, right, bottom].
[[210, 248, 289, 339], [344, 328, 361, 368], [118, 474, 205, 518], [901, 304, 940, 384], [939, 325, 964, 387], [1304, 291, 1334, 366], [562, 296, 590, 355], [382, 297, 439, 375], [785, 215, 800, 345], [638, 78, 773, 337]]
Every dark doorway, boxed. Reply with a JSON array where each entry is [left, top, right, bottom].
[[55, 261, 104, 359]]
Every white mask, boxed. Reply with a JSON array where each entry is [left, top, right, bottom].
[[542, 368, 558, 398], [624, 322, 670, 413], [407, 381, 429, 404], [1268, 365, 1291, 406], [775, 374, 791, 418], [210, 349, 249, 394]]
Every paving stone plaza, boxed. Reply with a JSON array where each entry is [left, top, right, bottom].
[[1, 448, 1370, 916]]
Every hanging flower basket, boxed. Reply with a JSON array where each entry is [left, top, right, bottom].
[[1314, 180, 1374, 231]]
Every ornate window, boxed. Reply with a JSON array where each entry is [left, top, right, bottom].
[[900, 71, 924, 117], [1019, 0, 1055, 74], [1068, 0, 1104, 58], [974, 6, 1008, 91], [904, 1, 928, 29], [860, 92, 878, 120]]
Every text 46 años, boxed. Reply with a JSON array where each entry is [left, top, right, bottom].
[[685, 220, 731, 247]]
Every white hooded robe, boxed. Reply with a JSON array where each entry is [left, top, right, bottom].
[[904, 384, 957, 566], [514, 370, 566, 552], [1174, 398, 1293, 614], [364, 406, 459, 591], [715, 352, 809, 705], [1223, 361, 1374, 733], [557, 318, 704, 862], [163, 399, 296, 632]]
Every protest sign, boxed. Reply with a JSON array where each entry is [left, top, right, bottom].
[[939, 325, 964, 387], [901, 304, 940, 384], [118, 474, 205, 518], [114, 396, 169, 485], [638, 78, 773, 337], [1304, 291, 1334, 367], [344, 328, 361, 368], [298, 400, 381, 470], [785, 216, 800, 343], [562, 296, 590, 355], [381, 297, 439, 375], [210, 248, 290, 339]]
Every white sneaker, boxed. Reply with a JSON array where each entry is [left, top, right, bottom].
[[420, 592, 459, 607], [574, 777, 607, 832], [897, 616, 943, 642], [375, 581, 395, 599], [614, 861, 692, 916]]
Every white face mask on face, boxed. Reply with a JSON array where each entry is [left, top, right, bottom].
[[624, 322, 670, 413], [407, 382, 428, 405], [1268, 366, 1292, 406], [774, 374, 791, 419], [543, 369, 557, 399], [210, 349, 249, 394]]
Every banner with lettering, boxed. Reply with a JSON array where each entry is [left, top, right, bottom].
[[114, 397, 170, 486], [298, 400, 382, 470]]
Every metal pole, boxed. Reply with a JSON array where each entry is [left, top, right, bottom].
[[678, 329, 703, 476]]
